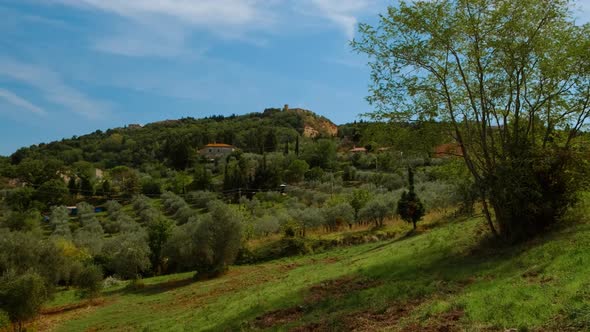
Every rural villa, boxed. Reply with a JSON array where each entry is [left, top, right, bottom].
[[199, 143, 236, 159]]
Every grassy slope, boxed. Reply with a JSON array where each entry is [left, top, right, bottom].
[[41, 208, 590, 332]]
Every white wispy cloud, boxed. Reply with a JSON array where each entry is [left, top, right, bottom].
[[45, 0, 377, 57], [0, 58, 109, 118], [0, 88, 47, 115], [306, 0, 373, 39], [47, 0, 277, 57], [52, 0, 273, 27]]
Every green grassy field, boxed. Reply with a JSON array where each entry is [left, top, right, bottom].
[[38, 204, 590, 331]]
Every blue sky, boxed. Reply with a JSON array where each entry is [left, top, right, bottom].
[[1, 0, 589, 156]]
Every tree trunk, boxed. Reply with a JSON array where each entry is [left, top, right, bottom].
[[480, 189, 499, 238]]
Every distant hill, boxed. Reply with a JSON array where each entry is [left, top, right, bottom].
[[7, 107, 338, 169]]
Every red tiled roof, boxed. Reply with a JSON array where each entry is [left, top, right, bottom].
[[434, 143, 463, 157], [203, 143, 234, 148]]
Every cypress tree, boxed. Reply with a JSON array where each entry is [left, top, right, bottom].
[[397, 167, 425, 230]]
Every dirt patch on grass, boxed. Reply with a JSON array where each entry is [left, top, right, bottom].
[[342, 299, 423, 331], [280, 262, 302, 271], [154, 265, 282, 311], [305, 275, 380, 304], [250, 275, 380, 330], [307, 256, 341, 265], [41, 298, 108, 315], [289, 321, 332, 332], [34, 297, 113, 332], [253, 306, 305, 329], [403, 309, 465, 332]]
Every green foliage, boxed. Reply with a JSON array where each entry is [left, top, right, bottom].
[[322, 202, 354, 231], [302, 139, 337, 170], [188, 166, 212, 191], [165, 202, 243, 277], [289, 207, 324, 237], [3, 187, 35, 212], [50, 206, 71, 239], [141, 177, 162, 196], [253, 215, 280, 237], [488, 149, 586, 242], [75, 264, 103, 299], [285, 159, 309, 184], [110, 166, 141, 198], [397, 168, 425, 229], [2, 210, 41, 232], [35, 179, 69, 208], [185, 191, 219, 210], [0, 309, 9, 330], [79, 175, 94, 198], [102, 232, 151, 280], [305, 166, 324, 181], [0, 270, 49, 328], [349, 189, 371, 222], [73, 204, 104, 256], [238, 237, 313, 264], [147, 217, 173, 275], [162, 135, 195, 170], [353, 0, 590, 241], [15, 157, 63, 185], [161, 191, 195, 225], [195, 202, 243, 276], [359, 195, 395, 228]]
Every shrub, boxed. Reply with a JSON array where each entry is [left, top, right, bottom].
[[0, 271, 49, 330], [289, 207, 324, 236], [172, 205, 195, 225], [322, 203, 354, 231], [2, 210, 41, 232], [102, 232, 151, 280], [195, 202, 243, 276], [73, 217, 104, 256], [75, 264, 103, 299], [141, 177, 162, 196], [0, 309, 9, 330], [163, 221, 200, 272], [164, 202, 243, 277], [360, 195, 395, 228], [104, 200, 122, 214], [253, 215, 280, 237], [147, 217, 173, 275], [186, 191, 219, 210]]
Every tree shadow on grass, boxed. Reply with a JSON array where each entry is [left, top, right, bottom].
[[102, 276, 196, 297], [200, 217, 581, 331]]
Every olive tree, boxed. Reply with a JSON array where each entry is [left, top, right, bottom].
[[253, 215, 280, 237], [353, 0, 590, 242], [290, 207, 325, 236], [164, 202, 243, 277], [102, 232, 151, 280], [147, 216, 173, 275], [0, 271, 48, 331], [50, 206, 71, 239], [360, 195, 395, 228], [74, 264, 103, 299]]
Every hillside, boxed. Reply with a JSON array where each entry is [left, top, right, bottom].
[[6, 107, 338, 169], [36, 200, 590, 331]]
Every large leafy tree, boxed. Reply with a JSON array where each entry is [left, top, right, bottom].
[[353, 0, 590, 242]]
